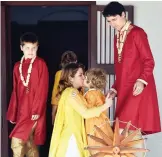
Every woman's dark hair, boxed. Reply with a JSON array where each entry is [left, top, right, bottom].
[[56, 63, 84, 99]]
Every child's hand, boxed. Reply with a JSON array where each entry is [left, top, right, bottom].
[[31, 115, 40, 120], [107, 90, 116, 99]]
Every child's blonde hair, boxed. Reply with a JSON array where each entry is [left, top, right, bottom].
[[85, 68, 107, 90]]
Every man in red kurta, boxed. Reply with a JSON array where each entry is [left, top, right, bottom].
[[6, 32, 49, 157], [103, 2, 161, 134]]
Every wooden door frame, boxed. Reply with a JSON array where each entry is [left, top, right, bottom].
[[1, 1, 96, 157], [1, 4, 8, 157]]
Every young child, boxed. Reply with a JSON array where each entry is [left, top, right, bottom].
[[84, 68, 114, 154], [6, 32, 49, 157], [51, 50, 77, 124]]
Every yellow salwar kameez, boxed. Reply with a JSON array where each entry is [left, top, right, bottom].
[[49, 87, 111, 157], [51, 70, 62, 105], [84, 89, 113, 155]]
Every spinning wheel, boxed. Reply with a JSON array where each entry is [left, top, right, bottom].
[[85, 118, 149, 157]]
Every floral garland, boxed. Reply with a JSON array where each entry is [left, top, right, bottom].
[[116, 20, 131, 63], [19, 55, 36, 92]]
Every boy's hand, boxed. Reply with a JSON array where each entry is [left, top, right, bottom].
[[31, 115, 40, 120], [10, 121, 16, 124]]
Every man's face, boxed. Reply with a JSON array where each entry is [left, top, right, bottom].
[[20, 42, 38, 59], [106, 12, 125, 31]]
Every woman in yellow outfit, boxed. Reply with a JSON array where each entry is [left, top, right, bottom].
[[49, 63, 113, 157], [51, 51, 77, 124]]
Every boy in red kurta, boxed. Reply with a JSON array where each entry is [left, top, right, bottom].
[[6, 32, 49, 157], [103, 2, 161, 134]]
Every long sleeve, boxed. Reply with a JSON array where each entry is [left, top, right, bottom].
[[6, 64, 18, 122], [134, 28, 155, 84], [51, 70, 61, 105], [32, 61, 49, 116], [68, 91, 112, 119], [84, 90, 105, 107], [85, 92, 96, 107]]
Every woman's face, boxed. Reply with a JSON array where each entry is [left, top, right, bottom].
[[70, 68, 85, 89]]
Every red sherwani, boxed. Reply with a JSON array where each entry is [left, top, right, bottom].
[[112, 25, 161, 133], [7, 57, 49, 145]]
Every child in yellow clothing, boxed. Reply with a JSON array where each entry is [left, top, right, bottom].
[[84, 68, 114, 155], [51, 51, 77, 124]]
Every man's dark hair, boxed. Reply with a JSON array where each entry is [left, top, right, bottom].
[[20, 32, 38, 46], [103, 1, 125, 17]]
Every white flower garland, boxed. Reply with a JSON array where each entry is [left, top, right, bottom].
[[116, 20, 131, 63], [19, 55, 36, 87]]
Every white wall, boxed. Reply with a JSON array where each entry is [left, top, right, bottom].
[[96, 1, 162, 156]]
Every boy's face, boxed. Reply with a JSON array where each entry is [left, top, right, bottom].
[[83, 76, 91, 88], [20, 42, 38, 59]]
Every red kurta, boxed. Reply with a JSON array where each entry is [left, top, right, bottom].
[[7, 57, 49, 145], [112, 25, 161, 133]]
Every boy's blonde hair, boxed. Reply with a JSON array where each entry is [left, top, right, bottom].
[[85, 68, 107, 90]]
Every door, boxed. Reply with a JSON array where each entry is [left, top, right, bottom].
[[1, 1, 95, 156], [90, 5, 134, 120], [1, 4, 9, 157]]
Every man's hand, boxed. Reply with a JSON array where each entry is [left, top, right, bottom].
[[107, 90, 117, 99], [31, 115, 40, 121], [10, 121, 16, 124], [133, 80, 145, 96]]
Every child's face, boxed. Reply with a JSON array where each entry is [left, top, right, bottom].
[[20, 42, 38, 59], [83, 76, 91, 88], [70, 68, 85, 89]]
